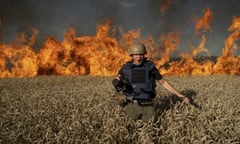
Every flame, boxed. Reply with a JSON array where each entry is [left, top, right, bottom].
[[0, 28, 39, 77], [213, 16, 240, 74], [158, 7, 214, 76], [194, 7, 213, 35], [0, 9, 240, 77], [37, 19, 130, 76], [160, 0, 175, 12], [155, 30, 180, 69]]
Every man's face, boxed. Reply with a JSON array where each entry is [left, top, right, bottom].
[[132, 54, 144, 65]]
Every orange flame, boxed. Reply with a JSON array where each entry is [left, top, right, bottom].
[[156, 30, 180, 69], [194, 7, 213, 35], [0, 28, 39, 77], [158, 7, 214, 76], [191, 7, 212, 58], [213, 16, 240, 74], [37, 19, 130, 76], [0, 9, 240, 78], [160, 0, 175, 12]]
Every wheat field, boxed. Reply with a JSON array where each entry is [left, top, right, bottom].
[[0, 75, 239, 143]]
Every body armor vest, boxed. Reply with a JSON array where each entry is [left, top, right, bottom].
[[122, 60, 156, 100]]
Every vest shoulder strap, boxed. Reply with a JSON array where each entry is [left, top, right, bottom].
[[122, 60, 155, 71], [144, 60, 155, 71], [123, 61, 133, 68]]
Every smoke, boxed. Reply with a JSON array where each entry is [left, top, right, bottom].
[[0, 0, 240, 55]]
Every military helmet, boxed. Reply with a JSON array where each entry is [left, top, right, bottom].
[[128, 43, 147, 55]]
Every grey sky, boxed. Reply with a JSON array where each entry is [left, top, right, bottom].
[[0, 0, 240, 56]]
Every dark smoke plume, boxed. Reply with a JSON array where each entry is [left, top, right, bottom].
[[0, 0, 240, 55]]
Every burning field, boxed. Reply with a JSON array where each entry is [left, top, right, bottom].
[[0, 75, 240, 143], [0, 7, 240, 77], [0, 2, 240, 144]]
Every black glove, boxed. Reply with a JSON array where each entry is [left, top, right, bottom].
[[112, 79, 125, 92]]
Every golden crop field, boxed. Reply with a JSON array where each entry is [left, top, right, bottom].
[[0, 75, 239, 143]]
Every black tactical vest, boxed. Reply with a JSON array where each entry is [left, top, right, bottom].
[[121, 60, 156, 100]]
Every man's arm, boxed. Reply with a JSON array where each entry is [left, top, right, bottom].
[[157, 78, 190, 104]]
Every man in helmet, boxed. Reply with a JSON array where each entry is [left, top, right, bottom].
[[112, 43, 189, 122]]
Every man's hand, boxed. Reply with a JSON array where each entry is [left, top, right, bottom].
[[178, 94, 190, 104], [182, 97, 190, 104]]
